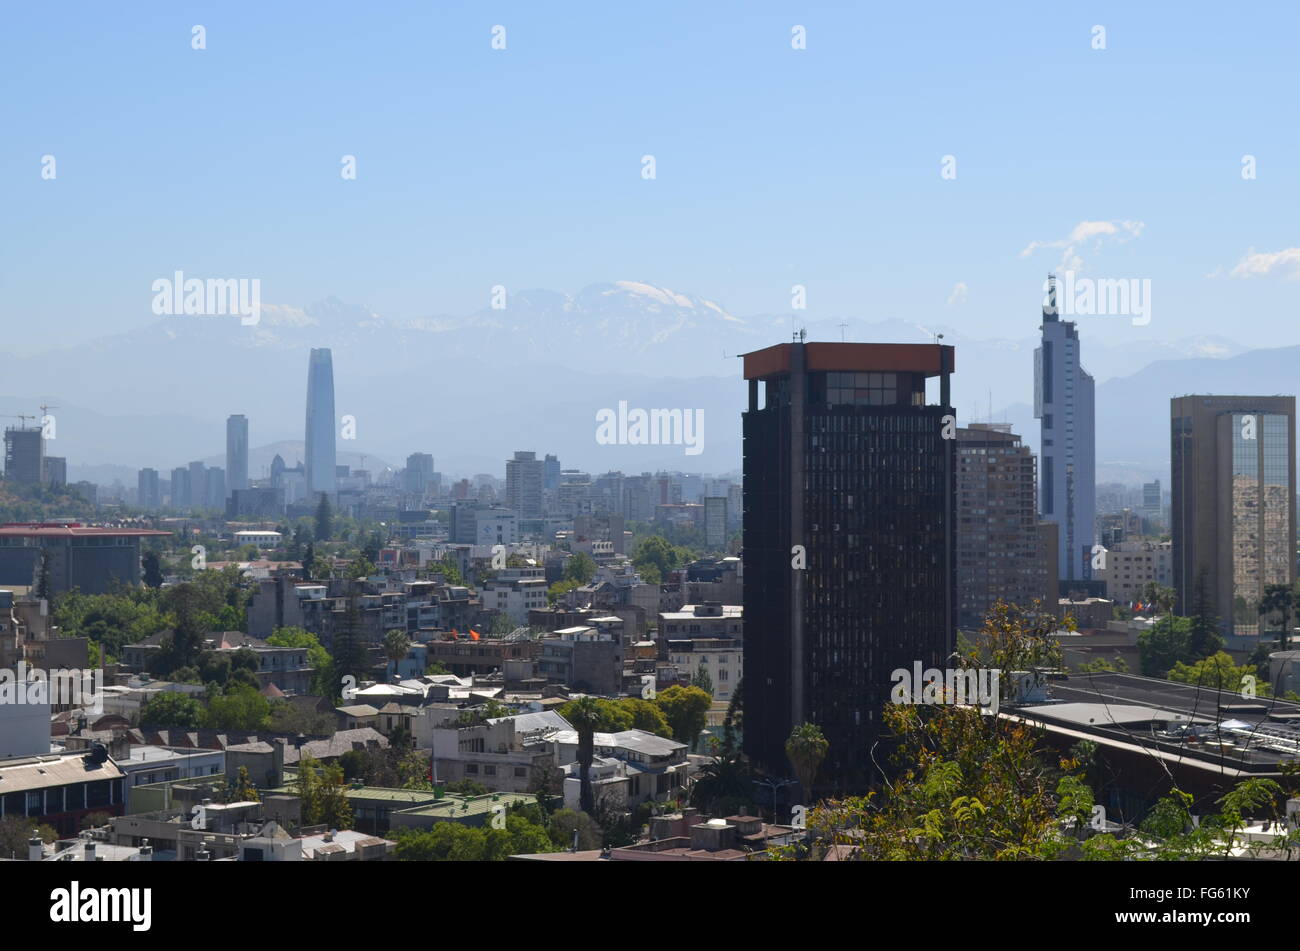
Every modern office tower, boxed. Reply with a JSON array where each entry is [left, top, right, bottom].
[[742, 340, 956, 790], [42, 456, 66, 487], [704, 496, 728, 550], [0, 523, 170, 596], [227, 415, 249, 496], [1035, 275, 1096, 583], [1171, 395, 1297, 635], [188, 461, 207, 511], [543, 454, 561, 493], [170, 466, 190, 509], [305, 348, 337, 497], [404, 452, 434, 496], [138, 468, 161, 510], [449, 502, 478, 544], [505, 451, 543, 519], [956, 423, 1043, 628], [3, 426, 43, 485], [1142, 479, 1162, 523], [205, 467, 226, 510]]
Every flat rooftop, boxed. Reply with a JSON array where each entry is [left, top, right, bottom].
[[741, 342, 954, 381], [1010, 672, 1300, 771], [0, 523, 169, 538]]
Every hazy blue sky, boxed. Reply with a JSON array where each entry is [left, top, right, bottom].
[[3, 1, 1298, 356]]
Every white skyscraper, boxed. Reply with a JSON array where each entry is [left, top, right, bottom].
[[1035, 275, 1096, 582], [305, 349, 336, 497]]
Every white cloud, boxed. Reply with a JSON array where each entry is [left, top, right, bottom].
[[946, 282, 968, 306], [1228, 247, 1300, 280], [1020, 219, 1145, 271]]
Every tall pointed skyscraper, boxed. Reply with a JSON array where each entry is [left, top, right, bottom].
[[226, 414, 249, 497], [1034, 275, 1095, 582], [305, 349, 336, 496]]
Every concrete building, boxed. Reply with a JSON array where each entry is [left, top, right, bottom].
[[227, 414, 249, 496], [1094, 541, 1172, 606], [0, 523, 170, 595], [956, 423, 1045, 626], [505, 451, 543, 520], [42, 456, 66, 487], [537, 628, 624, 694], [480, 566, 548, 625], [137, 468, 161, 510], [1171, 395, 1296, 635]]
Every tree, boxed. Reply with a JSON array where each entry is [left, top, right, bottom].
[[1139, 582, 1177, 617], [139, 691, 204, 729], [383, 629, 411, 679], [35, 549, 52, 602], [548, 809, 603, 851], [566, 697, 603, 814], [620, 698, 673, 738], [142, 549, 165, 588], [722, 678, 744, 755], [202, 684, 271, 730], [1259, 583, 1296, 650], [785, 722, 828, 801], [330, 587, 371, 693], [547, 579, 581, 606], [295, 754, 353, 830], [301, 541, 315, 581], [631, 536, 684, 584], [563, 552, 596, 586], [1188, 567, 1224, 659], [691, 752, 753, 815], [692, 662, 713, 697], [558, 697, 632, 733], [229, 766, 261, 803], [431, 558, 465, 586], [0, 816, 57, 860], [654, 685, 711, 750], [1167, 651, 1266, 695], [1137, 615, 1195, 677], [314, 493, 332, 542]]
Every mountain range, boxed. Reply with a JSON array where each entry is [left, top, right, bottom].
[[0, 281, 1273, 486]]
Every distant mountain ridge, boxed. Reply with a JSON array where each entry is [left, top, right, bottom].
[[0, 282, 1260, 481]]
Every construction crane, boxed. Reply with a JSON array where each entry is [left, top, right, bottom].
[[1, 414, 37, 427]]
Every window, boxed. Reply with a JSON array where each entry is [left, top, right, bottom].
[[514, 767, 527, 778], [484, 765, 496, 776], [465, 764, 479, 774]]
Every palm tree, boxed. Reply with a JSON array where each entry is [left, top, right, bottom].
[[785, 722, 828, 802], [691, 752, 751, 813], [1141, 582, 1177, 617], [383, 629, 412, 681], [567, 696, 602, 815]]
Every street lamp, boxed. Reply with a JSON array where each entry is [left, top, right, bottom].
[[752, 777, 797, 823]]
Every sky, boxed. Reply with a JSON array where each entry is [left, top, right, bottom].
[[2, 0, 1299, 358]]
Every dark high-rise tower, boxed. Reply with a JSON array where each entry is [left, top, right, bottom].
[[741, 341, 956, 791], [305, 349, 336, 497], [227, 414, 249, 497]]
